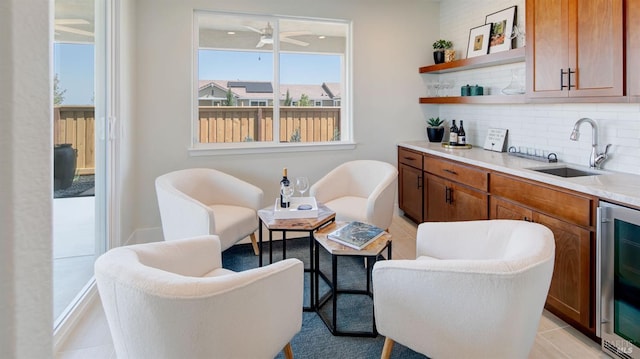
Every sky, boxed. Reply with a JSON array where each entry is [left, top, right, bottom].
[[54, 44, 341, 105]]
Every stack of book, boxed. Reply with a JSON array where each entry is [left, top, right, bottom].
[[327, 221, 385, 250]]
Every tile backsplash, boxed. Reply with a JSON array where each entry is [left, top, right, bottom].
[[434, 0, 640, 176]]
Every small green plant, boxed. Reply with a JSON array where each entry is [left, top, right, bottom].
[[331, 127, 340, 141], [427, 117, 445, 127], [432, 39, 453, 50], [289, 128, 301, 142]]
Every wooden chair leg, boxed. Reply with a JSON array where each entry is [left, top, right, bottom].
[[381, 337, 394, 359], [249, 233, 259, 256], [283, 342, 294, 359]]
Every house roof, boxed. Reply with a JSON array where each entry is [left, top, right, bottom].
[[199, 80, 340, 101]]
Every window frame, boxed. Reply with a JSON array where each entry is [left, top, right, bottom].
[[190, 10, 354, 156]]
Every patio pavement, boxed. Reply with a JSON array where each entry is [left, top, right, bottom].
[[53, 196, 95, 322]]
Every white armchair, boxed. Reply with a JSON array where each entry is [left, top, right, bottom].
[[155, 168, 263, 254], [309, 160, 398, 230], [373, 220, 555, 359], [95, 235, 303, 359]]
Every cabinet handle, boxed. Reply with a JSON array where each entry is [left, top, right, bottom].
[[417, 175, 422, 189], [445, 186, 452, 204], [561, 68, 576, 90], [403, 156, 416, 162], [523, 217, 533, 222], [568, 68, 575, 90], [443, 169, 458, 175]]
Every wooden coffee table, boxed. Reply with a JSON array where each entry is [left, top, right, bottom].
[[257, 203, 335, 311], [313, 221, 392, 337]]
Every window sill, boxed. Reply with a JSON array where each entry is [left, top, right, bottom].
[[188, 141, 357, 156]]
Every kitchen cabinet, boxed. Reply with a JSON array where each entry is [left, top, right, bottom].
[[628, 0, 640, 100], [423, 155, 488, 222], [490, 173, 597, 336], [526, 0, 624, 98], [398, 147, 423, 223]]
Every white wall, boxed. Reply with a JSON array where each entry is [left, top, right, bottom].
[[436, 0, 640, 175], [131, 0, 441, 232], [0, 0, 53, 357]]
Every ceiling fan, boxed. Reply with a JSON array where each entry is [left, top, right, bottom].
[[55, 19, 94, 37], [245, 22, 310, 48]]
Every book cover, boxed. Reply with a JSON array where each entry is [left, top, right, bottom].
[[327, 221, 385, 250]]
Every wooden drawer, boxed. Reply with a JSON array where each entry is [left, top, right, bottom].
[[423, 155, 488, 191], [490, 172, 596, 228], [398, 147, 423, 169]]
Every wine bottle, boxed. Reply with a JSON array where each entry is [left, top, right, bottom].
[[280, 168, 290, 208], [458, 120, 466, 145], [449, 120, 458, 146]]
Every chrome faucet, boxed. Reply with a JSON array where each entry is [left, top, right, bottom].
[[569, 118, 611, 169]]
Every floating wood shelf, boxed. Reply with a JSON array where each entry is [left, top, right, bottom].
[[419, 47, 526, 74], [419, 95, 527, 104]]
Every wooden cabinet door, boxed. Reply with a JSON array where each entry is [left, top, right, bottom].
[[572, 0, 624, 97], [399, 163, 422, 223], [527, 0, 623, 98], [425, 174, 488, 222], [490, 197, 533, 221], [449, 182, 488, 222], [628, 0, 640, 99], [424, 174, 449, 222], [534, 212, 593, 330], [527, 0, 569, 97]]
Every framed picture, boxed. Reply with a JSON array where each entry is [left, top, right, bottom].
[[466, 24, 491, 58], [485, 6, 516, 53]]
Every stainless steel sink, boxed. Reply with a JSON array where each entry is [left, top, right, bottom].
[[530, 166, 600, 178]]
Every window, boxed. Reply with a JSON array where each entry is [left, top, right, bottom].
[[194, 11, 351, 152]]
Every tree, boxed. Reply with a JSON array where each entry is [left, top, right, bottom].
[[298, 93, 311, 107], [284, 89, 292, 106], [54, 73, 66, 105], [225, 88, 236, 106]]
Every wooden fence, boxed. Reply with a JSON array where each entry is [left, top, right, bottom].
[[54, 106, 95, 175], [198, 106, 341, 143], [53, 105, 341, 174]]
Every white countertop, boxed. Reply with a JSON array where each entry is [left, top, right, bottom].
[[399, 141, 640, 209]]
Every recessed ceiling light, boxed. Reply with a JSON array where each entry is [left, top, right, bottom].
[[227, 31, 236, 35], [318, 35, 326, 39]]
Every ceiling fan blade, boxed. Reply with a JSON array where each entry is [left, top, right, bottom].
[[256, 39, 266, 48], [280, 31, 311, 37], [245, 25, 263, 34], [54, 25, 94, 37], [281, 37, 309, 47]]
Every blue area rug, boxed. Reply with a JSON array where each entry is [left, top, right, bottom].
[[222, 237, 427, 359]]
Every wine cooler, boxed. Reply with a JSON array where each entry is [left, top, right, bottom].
[[598, 201, 640, 359]]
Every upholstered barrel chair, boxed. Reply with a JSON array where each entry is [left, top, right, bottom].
[[155, 168, 263, 254], [373, 220, 555, 359], [309, 160, 398, 231], [95, 235, 303, 359]]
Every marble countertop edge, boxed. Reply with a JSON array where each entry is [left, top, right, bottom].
[[398, 141, 640, 209]]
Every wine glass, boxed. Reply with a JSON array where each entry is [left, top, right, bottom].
[[280, 184, 294, 207], [295, 177, 309, 197]]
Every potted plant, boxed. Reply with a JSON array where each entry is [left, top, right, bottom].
[[426, 117, 445, 142], [433, 39, 453, 64]]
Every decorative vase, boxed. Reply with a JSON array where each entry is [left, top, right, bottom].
[[427, 127, 445, 143], [54, 144, 77, 190], [433, 50, 445, 64]]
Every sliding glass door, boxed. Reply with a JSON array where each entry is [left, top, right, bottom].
[[53, 0, 112, 329]]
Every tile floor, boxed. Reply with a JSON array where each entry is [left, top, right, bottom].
[[55, 214, 609, 359]]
